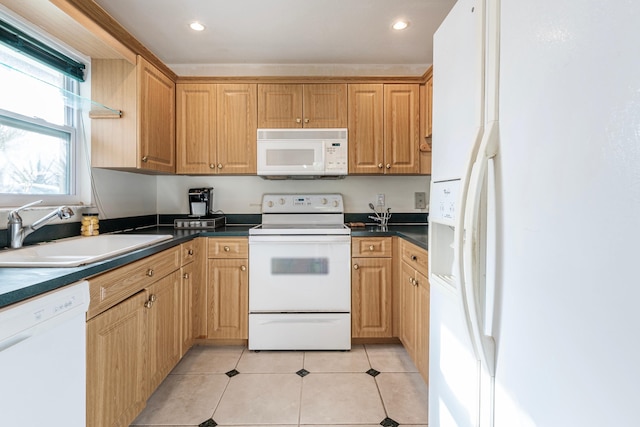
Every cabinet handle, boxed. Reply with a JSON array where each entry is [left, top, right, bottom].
[[142, 156, 148, 162], [304, 118, 310, 124], [188, 249, 194, 255], [378, 163, 383, 169], [149, 294, 157, 302], [414, 279, 419, 286], [353, 264, 359, 270], [223, 246, 230, 252], [411, 255, 417, 261], [209, 164, 215, 169], [409, 277, 414, 284], [183, 273, 190, 279], [146, 268, 154, 277], [144, 300, 153, 309], [296, 117, 301, 123], [368, 245, 374, 251], [386, 164, 391, 169], [217, 163, 223, 169], [240, 265, 247, 271]]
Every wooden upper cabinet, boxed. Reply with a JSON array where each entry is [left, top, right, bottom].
[[348, 84, 384, 174], [348, 83, 421, 174], [176, 83, 257, 174], [258, 83, 347, 128], [384, 84, 420, 174], [216, 84, 257, 174], [91, 55, 175, 173]]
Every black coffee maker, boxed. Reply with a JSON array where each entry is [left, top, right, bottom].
[[188, 188, 214, 217]]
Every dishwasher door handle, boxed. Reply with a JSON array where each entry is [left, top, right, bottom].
[[0, 333, 31, 353]]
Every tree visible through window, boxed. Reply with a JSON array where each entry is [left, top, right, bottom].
[[0, 42, 76, 196]]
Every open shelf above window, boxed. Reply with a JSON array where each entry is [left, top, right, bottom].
[[0, 61, 121, 119]]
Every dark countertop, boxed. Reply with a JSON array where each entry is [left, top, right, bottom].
[[0, 224, 426, 309]]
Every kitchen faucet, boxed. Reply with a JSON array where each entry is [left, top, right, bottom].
[[7, 200, 74, 249]]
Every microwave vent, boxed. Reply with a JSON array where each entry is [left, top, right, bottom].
[[257, 128, 347, 140]]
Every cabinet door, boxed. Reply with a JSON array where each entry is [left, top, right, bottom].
[[176, 83, 216, 174], [348, 84, 384, 174], [216, 84, 257, 174], [303, 84, 347, 128], [87, 291, 148, 427], [384, 84, 420, 174], [257, 84, 303, 128], [352, 257, 393, 338], [181, 263, 194, 356], [207, 258, 249, 339], [400, 261, 418, 357], [147, 271, 181, 395], [137, 56, 175, 173], [416, 270, 430, 383]]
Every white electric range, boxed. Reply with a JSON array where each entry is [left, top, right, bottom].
[[248, 193, 351, 350]]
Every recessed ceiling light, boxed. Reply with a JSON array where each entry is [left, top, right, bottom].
[[392, 20, 409, 31], [189, 22, 205, 31]]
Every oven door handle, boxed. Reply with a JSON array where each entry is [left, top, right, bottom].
[[249, 235, 351, 244]]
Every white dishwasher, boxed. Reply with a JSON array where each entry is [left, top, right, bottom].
[[0, 280, 90, 426]]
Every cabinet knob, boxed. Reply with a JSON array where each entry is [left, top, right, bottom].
[[224, 246, 230, 252], [217, 163, 223, 169], [240, 265, 247, 271], [411, 255, 417, 261], [296, 118, 302, 123], [188, 249, 194, 255], [304, 118, 310, 124], [149, 294, 157, 302], [368, 245, 374, 251], [144, 300, 153, 309], [183, 273, 190, 279], [353, 264, 359, 270], [142, 156, 149, 163], [146, 268, 154, 277], [414, 279, 419, 287], [209, 164, 216, 169], [378, 163, 383, 169], [386, 164, 391, 169]]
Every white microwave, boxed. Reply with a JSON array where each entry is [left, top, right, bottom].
[[257, 128, 348, 178]]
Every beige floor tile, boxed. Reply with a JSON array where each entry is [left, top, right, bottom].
[[365, 343, 418, 372], [300, 373, 385, 425], [303, 345, 371, 373], [131, 374, 228, 426], [213, 373, 302, 425], [377, 372, 429, 425], [236, 349, 304, 373], [171, 345, 244, 374]]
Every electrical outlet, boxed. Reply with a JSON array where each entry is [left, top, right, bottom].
[[376, 193, 385, 206], [415, 192, 427, 209]]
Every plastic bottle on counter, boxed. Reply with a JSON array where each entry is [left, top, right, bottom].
[[81, 213, 99, 236]]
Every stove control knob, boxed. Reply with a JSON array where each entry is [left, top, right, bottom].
[[321, 198, 328, 205], [279, 198, 286, 205], [333, 200, 339, 207], [267, 201, 274, 208]]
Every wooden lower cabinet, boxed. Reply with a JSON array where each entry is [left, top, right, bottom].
[[398, 239, 430, 384], [87, 292, 148, 427], [147, 271, 181, 395], [352, 257, 393, 338], [206, 238, 249, 340]]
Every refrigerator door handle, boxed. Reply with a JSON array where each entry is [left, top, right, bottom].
[[462, 120, 499, 377]]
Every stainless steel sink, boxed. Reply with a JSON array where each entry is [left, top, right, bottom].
[[0, 234, 173, 267]]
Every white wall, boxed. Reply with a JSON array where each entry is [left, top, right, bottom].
[[156, 175, 430, 214], [91, 168, 158, 219]]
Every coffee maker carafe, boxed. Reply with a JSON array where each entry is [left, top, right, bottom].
[[188, 188, 214, 217]]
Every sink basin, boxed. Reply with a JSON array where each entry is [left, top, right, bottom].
[[0, 234, 173, 267]]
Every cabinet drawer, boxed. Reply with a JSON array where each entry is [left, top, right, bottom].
[[400, 240, 428, 276], [88, 246, 181, 319], [180, 238, 201, 265], [352, 237, 392, 257], [207, 238, 248, 258]]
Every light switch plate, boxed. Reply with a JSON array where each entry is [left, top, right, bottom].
[[376, 193, 385, 206]]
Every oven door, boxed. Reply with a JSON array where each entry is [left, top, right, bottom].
[[249, 234, 351, 312]]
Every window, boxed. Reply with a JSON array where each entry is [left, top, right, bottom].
[[0, 27, 86, 206]]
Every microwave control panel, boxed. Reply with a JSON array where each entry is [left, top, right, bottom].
[[324, 141, 348, 172]]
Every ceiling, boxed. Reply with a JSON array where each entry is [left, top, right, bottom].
[[91, 0, 456, 77]]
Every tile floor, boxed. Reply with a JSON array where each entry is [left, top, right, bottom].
[[130, 343, 428, 427]]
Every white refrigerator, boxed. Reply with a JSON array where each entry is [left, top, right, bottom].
[[428, 0, 640, 426]]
